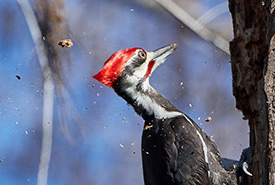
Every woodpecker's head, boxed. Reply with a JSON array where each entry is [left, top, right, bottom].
[[93, 43, 177, 90]]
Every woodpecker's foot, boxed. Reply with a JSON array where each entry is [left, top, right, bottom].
[[236, 147, 254, 185], [238, 147, 254, 176]]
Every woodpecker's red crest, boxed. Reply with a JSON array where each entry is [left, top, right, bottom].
[[93, 44, 177, 89], [93, 47, 144, 87]]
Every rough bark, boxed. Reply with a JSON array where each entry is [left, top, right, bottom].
[[229, 0, 275, 184], [266, 1, 275, 182]]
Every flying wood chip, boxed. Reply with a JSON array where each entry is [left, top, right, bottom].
[[57, 39, 73, 48], [144, 125, 153, 130], [15, 75, 21, 80], [205, 117, 212, 122]]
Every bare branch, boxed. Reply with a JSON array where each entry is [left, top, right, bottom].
[[156, 0, 230, 54], [17, 1, 54, 185], [197, 2, 229, 27]]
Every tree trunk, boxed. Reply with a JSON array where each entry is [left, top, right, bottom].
[[228, 0, 275, 184]]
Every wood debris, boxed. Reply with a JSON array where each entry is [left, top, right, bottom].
[[15, 75, 21, 80], [57, 39, 73, 48], [205, 117, 212, 122], [144, 125, 153, 130]]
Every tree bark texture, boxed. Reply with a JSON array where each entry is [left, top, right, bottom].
[[229, 0, 275, 184]]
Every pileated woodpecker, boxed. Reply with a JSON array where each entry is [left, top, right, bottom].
[[93, 44, 251, 185]]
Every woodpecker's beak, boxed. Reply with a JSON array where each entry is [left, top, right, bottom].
[[146, 43, 178, 74]]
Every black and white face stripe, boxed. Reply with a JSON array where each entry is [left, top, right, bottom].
[[121, 44, 177, 86], [114, 44, 180, 119], [123, 49, 147, 75]]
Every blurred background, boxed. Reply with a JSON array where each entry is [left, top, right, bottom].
[[0, 0, 249, 184]]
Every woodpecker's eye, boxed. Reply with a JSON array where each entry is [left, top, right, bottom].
[[138, 50, 146, 59]]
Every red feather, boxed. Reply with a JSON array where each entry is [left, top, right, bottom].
[[93, 47, 142, 88], [145, 61, 155, 78]]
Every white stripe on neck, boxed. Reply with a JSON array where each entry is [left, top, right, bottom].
[[124, 87, 182, 119]]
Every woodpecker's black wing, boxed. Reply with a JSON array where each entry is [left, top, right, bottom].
[[142, 116, 211, 185]]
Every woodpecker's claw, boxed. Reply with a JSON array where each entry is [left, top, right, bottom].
[[242, 162, 252, 176], [236, 147, 254, 184], [239, 147, 254, 176]]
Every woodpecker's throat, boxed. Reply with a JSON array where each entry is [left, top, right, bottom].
[[114, 76, 183, 120]]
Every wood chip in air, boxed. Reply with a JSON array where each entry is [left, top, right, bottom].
[[205, 117, 212, 122], [16, 75, 21, 80], [57, 39, 73, 48], [144, 125, 153, 130]]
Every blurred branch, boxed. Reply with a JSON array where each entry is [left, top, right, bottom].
[[17, 0, 54, 185], [197, 2, 228, 28], [156, 0, 230, 55]]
